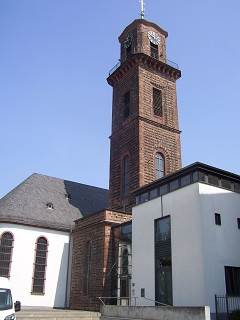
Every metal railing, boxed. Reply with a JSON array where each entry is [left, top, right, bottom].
[[215, 294, 240, 320], [98, 296, 169, 307], [141, 296, 170, 307], [98, 296, 137, 306], [108, 49, 179, 76]]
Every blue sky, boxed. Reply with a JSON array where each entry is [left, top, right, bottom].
[[1, 0, 240, 198]]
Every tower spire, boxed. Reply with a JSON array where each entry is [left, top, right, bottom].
[[139, 0, 145, 19]]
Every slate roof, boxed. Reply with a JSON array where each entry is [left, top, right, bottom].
[[0, 173, 109, 231]]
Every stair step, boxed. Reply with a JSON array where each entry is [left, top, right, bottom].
[[17, 309, 101, 320]]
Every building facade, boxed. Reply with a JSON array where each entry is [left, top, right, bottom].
[[131, 162, 240, 318]]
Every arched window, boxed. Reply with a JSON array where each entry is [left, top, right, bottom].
[[0, 232, 14, 277], [156, 152, 165, 179], [32, 237, 48, 294], [85, 241, 91, 295], [122, 155, 130, 197]]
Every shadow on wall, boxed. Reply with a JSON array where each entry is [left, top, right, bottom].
[[54, 242, 70, 308]]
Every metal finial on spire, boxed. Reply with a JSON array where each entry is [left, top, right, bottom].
[[139, 0, 145, 19]]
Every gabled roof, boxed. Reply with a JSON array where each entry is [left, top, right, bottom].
[[0, 173, 109, 231]]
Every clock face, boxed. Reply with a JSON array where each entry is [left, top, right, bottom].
[[148, 31, 160, 45], [124, 34, 133, 48]]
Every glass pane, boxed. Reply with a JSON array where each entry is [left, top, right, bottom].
[[234, 183, 240, 192], [156, 269, 172, 306], [198, 171, 205, 182], [180, 174, 191, 187], [141, 192, 148, 203], [159, 184, 168, 196], [156, 153, 164, 179], [192, 172, 198, 182], [221, 178, 231, 189], [169, 180, 179, 192], [156, 217, 171, 242], [150, 188, 158, 199], [208, 175, 219, 186]]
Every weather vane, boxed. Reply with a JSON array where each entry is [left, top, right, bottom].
[[139, 0, 145, 19]]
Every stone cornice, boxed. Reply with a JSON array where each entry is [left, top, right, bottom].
[[107, 53, 181, 87], [109, 115, 181, 139]]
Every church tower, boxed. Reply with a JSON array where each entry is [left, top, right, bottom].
[[108, 18, 182, 212]]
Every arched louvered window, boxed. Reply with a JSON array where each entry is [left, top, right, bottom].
[[156, 152, 165, 179], [123, 91, 130, 119], [0, 232, 14, 277], [32, 237, 48, 294], [122, 155, 130, 197], [153, 88, 162, 117], [85, 241, 91, 295]]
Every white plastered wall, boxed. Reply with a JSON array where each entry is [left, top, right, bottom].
[[0, 223, 71, 308], [199, 184, 240, 312], [132, 182, 240, 312]]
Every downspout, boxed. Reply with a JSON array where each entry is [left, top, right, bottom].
[[161, 195, 164, 217], [64, 226, 73, 309]]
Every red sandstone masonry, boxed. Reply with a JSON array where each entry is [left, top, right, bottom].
[[70, 210, 131, 311], [108, 19, 181, 212]]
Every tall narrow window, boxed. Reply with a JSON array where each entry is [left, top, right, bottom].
[[155, 216, 172, 306], [123, 91, 130, 119], [0, 232, 14, 278], [85, 241, 91, 295], [123, 155, 130, 197], [122, 249, 129, 275], [32, 237, 48, 294], [156, 152, 165, 179], [215, 213, 221, 225], [126, 44, 132, 58], [150, 42, 158, 59], [153, 88, 162, 117]]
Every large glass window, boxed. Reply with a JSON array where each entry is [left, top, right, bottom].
[[122, 155, 130, 197], [225, 266, 240, 295], [156, 152, 165, 179], [0, 232, 14, 278], [155, 216, 172, 306], [32, 237, 48, 294]]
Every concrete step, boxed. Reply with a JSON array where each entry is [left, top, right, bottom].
[[17, 308, 101, 320]]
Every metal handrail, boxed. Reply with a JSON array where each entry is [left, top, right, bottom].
[[141, 296, 170, 307], [98, 296, 138, 306], [98, 296, 170, 307]]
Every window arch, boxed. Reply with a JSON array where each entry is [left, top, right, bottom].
[[122, 155, 130, 197], [32, 237, 48, 294], [0, 232, 14, 277], [85, 241, 91, 295], [155, 152, 165, 179]]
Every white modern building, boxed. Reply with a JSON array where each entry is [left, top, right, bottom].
[[131, 162, 240, 318]]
